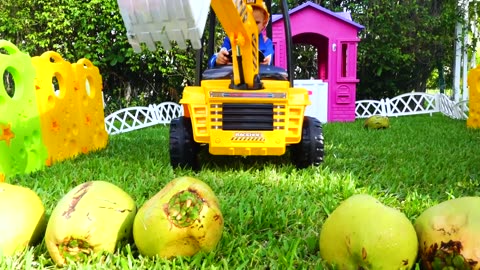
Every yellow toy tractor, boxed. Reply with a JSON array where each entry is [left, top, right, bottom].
[[117, 0, 324, 169]]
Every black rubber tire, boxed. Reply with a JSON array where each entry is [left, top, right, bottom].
[[169, 116, 200, 169], [291, 116, 324, 168]]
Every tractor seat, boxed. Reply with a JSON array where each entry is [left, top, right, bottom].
[[202, 64, 288, 81]]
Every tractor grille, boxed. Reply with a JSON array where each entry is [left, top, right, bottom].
[[221, 103, 274, 131]]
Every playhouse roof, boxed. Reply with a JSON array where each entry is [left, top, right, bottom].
[[272, 1, 365, 31]]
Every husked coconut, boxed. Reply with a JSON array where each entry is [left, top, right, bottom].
[[45, 181, 136, 266], [0, 183, 46, 256], [133, 176, 223, 258], [319, 194, 418, 270], [364, 115, 390, 129], [415, 196, 480, 270]]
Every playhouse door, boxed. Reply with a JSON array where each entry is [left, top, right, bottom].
[[329, 40, 359, 122]]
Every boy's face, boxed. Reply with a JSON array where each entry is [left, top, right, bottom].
[[252, 8, 266, 33]]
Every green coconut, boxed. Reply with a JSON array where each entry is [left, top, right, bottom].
[[415, 197, 480, 270], [319, 194, 418, 270], [133, 176, 224, 258], [0, 183, 46, 256], [364, 115, 390, 129], [45, 180, 136, 266]]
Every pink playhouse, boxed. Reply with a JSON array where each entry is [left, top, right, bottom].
[[271, 1, 364, 122]]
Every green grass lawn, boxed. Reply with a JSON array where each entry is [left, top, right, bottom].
[[3, 113, 480, 269]]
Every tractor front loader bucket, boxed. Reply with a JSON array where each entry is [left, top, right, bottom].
[[117, 0, 211, 52]]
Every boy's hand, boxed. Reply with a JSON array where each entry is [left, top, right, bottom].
[[216, 49, 231, 65], [261, 54, 271, 65]]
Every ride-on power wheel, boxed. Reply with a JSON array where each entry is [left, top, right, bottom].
[[291, 116, 324, 168], [169, 116, 200, 169]]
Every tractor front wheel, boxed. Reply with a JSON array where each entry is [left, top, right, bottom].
[[291, 116, 324, 168], [169, 116, 200, 169]]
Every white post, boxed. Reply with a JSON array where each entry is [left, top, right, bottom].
[[462, 4, 469, 102], [454, 0, 469, 102], [463, 57, 469, 101], [384, 98, 391, 116], [471, 1, 478, 69], [461, 11, 470, 100], [453, 21, 463, 102]]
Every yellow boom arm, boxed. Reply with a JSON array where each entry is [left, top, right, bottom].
[[210, 0, 260, 88]]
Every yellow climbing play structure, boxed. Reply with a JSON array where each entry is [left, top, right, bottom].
[[0, 40, 108, 180], [468, 66, 480, 128]]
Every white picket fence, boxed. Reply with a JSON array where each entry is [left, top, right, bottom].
[[104, 92, 470, 135], [104, 102, 182, 135], [355, 92, 469, 120]]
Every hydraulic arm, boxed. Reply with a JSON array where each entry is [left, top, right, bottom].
[[210, 0, 262, 89]]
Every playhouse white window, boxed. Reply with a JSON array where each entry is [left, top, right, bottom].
[[341, 43, 348, 78], [339, 41, 358, 81]]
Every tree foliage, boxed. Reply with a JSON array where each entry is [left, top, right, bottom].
[[273, 0, 462, 99], [0, 0, 199, 113], [0, 0, 474, 106], [354, 0, 460, 99]]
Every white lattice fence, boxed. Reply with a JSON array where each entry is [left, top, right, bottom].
[[356, 92, 469, 120], [386, 93, 437, 116], [104, 93, 469, 135], [153, 101, 184, 123], [104, 102, 182, 135], [437, 94, 469, 120], [355, 99, 387, 117]]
